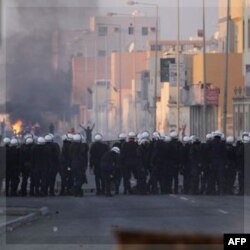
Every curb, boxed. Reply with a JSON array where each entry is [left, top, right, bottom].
[[0, 206, 49, 233]]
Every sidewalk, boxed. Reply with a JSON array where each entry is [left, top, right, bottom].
[[0, 206, 49, 233]]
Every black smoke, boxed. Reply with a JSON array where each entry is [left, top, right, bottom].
[[6, 29, 71, 128], [4, 3, 99, 129]]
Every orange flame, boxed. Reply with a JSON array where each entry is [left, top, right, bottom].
[[12, 120, 23, 135]]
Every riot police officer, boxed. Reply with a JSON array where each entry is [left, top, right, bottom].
[[136, 132, 151, 194], [89, 133, 109, 195], [31, 137, 50, 196], [60, 134, 73, 195], [180, 136, 191, 194], [8, 138, 20, 196], [70, 134, 88, 197], [101, 147, 120, 197], [120, 132, 138, 194], [224, 136, 237, 194], [189, 136, 202, 195], [2, 138, 11, 196], [168, 131, 181, 194], [20, 137, 34, 196], [208, 131, 226, 195], [45, 134, 60, 196]]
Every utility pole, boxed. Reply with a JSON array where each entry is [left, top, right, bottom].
[[223, 0, 230, 136], [202, 0, 207, 139], [176, 0, 180, 135]]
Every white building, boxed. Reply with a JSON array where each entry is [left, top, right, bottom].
[[92, 80, 118, 139]]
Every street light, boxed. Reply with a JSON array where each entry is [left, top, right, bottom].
[[127, 0, 159, 132], [202, 0, 207, 140], [107, 11, 138, 132], [176, 0, 180, 137], [223, 0, 231, 137]]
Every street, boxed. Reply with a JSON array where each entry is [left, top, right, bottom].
[[0, 194, 249, 249]]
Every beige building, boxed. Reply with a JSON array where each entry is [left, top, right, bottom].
[[193, 53, 245, 135], [218, 0, 249, 52]]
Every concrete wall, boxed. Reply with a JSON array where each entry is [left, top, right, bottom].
[[193, 53, 245, 134]]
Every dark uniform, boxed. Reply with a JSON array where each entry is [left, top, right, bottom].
[[120, 139, 138, 194], [20, 143, 34, 196], [101, 149, 120, 196], [236, 140, 244, 195], [31, 143, 50, 196], [45, 141, 60, 196], [180, 142, 191, 194], [112, 139, 126, 194], [60, 140, 73, 195], [136, 140, 151, 194], [224, 142, 237, 194], [208, 136, 226, 195], [168, 139, 181, 194], [70, 141, 88, 197], [151, 139, 168, 194], [189, 140, 202, 195], [90, 141, 109, 195], [7, 144, 20, 196], [0, 145, 6, 195], [200, 140, 212, 194]]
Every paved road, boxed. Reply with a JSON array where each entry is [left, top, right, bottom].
[[0, 195, 250, 250]]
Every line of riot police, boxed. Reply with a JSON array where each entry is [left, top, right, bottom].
[[0, 129, 249, 197]]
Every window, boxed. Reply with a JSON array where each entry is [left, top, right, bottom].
[[150, 27, 156, 32], [150, 44, 162, 51], [142, 27, 148, 36], [98, 50, 106, 57], [98, 26, 107, 36], [128, 26, 134, 35], [113, 27, 120, 33]]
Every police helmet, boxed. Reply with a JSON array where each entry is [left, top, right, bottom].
[[25, 138, 34, 145], [37, 137, 45, 145], [183, 136, 190, 143], [191, 135, 199, 143], [170, 131, 178, 139], [242, 131, 249, 138], [118, 133, 127, 140], [24, 134, 33, 140], [128, 132, 136, 139], [61, 134, 67, 141], [226, 136, 234, 144], [94, 133, 103, 142], [3, 137, 11, 145], [206, 133, 212, 140], [164, 136, 171, 143], [73, 134, 81, 142], [214, 130, 222, 138], [111, 146, 120, 154], [67, 133, 74, 141], [152, 131, 160, 140], [141, 131, 150, 140], [139, 138, 150, 145], [242, 136, 250, 144], [10, 138, 18, 146], [45, 134, 53, 142]]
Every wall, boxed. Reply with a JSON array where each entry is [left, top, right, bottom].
[[193, 53, 245, 134]]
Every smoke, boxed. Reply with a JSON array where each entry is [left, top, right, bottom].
[[5, 1, 99, 129]]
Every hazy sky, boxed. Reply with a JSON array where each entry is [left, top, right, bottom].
[[98, 0, 219, 39], [5, 0, 219, 39]]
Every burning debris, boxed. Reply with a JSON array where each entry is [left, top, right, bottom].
[[12, 120, 23, 136]]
